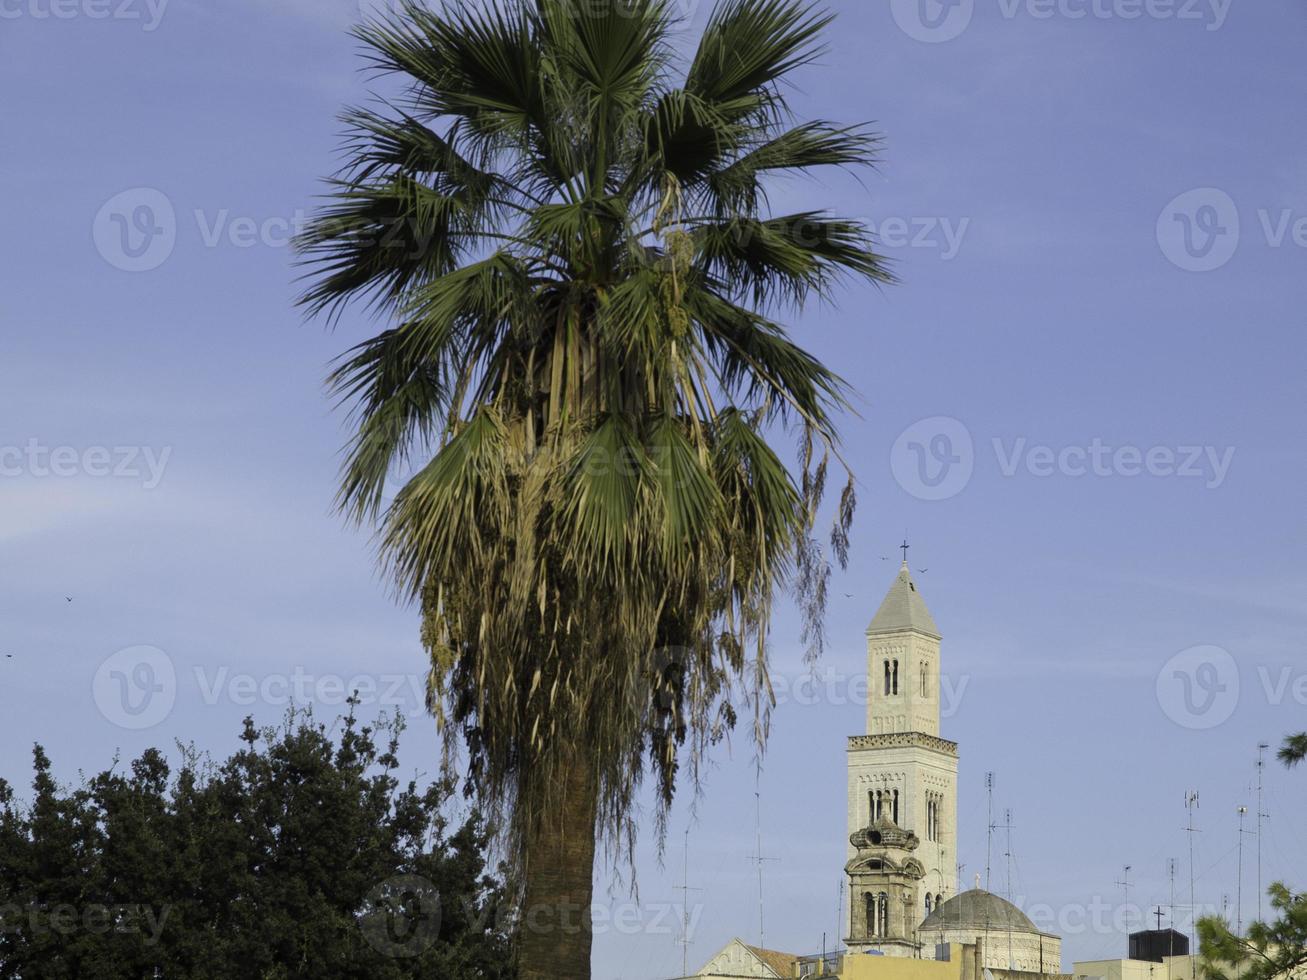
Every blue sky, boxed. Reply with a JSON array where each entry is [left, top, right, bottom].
[[2, 0, 1306, 977]]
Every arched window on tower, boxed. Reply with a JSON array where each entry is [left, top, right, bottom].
[[925, 893, 933, 915], [877, 893, 890, 937], [892, 789, 899, 824], [921, 663, 928, 698], [892, 660, 899, 695], [883, 660, 891, 696], [865, 892, 876, 936]]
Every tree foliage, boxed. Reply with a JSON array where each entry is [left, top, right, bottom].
[[1279, 733, 1306, 768], [296, 0, 887, 885], [1201, 884, 1307, 980], [0, 709, 512, 979]]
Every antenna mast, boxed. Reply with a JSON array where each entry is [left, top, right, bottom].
[[1004, 809, 1016, 970], [1186, 792, 1201, 954], [1115, 865, 1134, 933], [747, 776, 780, 950], [1257, 744, 1269, 924], [1168, 857, 1178, 980], [1236, 806, 1251, 935], [676, 825, 703, 978], [985, 773, 995, 892], [836, 879, 844, 962]]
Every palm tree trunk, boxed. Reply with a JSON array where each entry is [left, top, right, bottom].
[[518, 746, 598, 980]]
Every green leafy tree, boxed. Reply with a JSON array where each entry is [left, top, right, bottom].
[[296, 1, 887, 976], [1200, 739, 1307, 980], [1200, 884, 1307, 980], [0, 709, 512, 979]]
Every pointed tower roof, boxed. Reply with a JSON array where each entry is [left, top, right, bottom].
[[867, 562, 940, 638]]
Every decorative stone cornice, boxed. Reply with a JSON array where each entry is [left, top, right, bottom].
[[848, 732, 959, 757]]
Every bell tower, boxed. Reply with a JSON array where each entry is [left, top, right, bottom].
[[846, 556, 958, 950]]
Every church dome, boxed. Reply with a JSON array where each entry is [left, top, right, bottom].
[[918, 888, 1039, 934]]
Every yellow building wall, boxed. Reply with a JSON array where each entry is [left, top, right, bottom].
[[1072, 956, 1200, 980], [838, 949, 965, 980]]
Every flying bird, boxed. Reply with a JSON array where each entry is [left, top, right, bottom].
[[65, 596, 73, 602], [917, 568, 929, 574]]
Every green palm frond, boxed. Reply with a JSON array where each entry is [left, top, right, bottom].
[[1281, 733, 1307, 768], [687, 0, 832, 116]]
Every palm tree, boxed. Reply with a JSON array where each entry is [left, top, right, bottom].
[[297, 1, 889, 976], [1280, 733, 1307, 768]]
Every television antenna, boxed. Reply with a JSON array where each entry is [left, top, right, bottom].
[[1185, 792, 1201, 954], [747, 777, 780, 950], [985, 773, 996, 892], [1115, 865, 1134, 931], [1237, 805, 1253, 935], [1001, 809, 1016, 969], [1257, 744, 1270, 924], [1167, 858, 1179, 980], [675, 825, 704, 978]]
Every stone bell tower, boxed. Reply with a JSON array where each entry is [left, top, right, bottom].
[[846, 556, 959, 949]]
